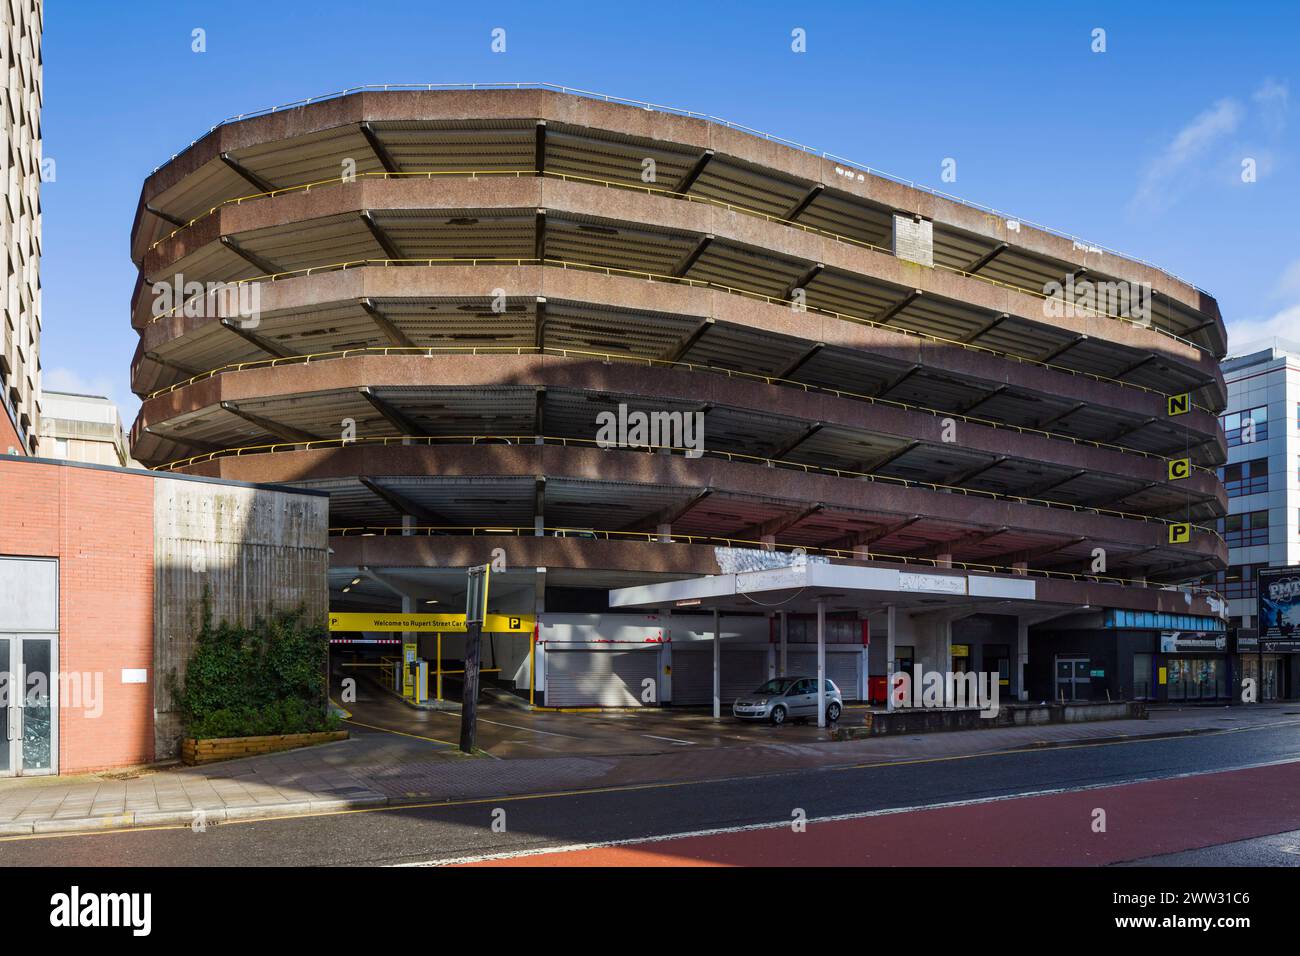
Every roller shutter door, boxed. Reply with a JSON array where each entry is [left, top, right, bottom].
[[671, 647, 769, 705], [787, 651, 861, 700], [545, 648, 659, 707]]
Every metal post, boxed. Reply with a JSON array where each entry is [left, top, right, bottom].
[[529, 626, 537, 707], [816, 599, 827, 728], [459, 619, 483, 753], [712, 608, 721, 720], [436, 633, 443, 700]]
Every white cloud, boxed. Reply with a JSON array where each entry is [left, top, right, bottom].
[[1226, 255, 1300, 351], [1274, 257, 1300, 299], [1252, 78, 1289, 135], [1130, 98, 1243, 215], [1226, 303, 1300, 352], [43, 366, 116, 398]]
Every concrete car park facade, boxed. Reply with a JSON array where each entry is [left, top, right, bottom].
[[128, 84, 1230, 709]]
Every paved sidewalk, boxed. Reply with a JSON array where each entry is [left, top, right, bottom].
[[1, 703, 1295, 837]]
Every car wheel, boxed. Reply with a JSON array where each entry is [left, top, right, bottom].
[[826, 701, 842, 723], [769, 705, 787, 726]]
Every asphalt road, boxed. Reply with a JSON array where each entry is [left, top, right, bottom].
[[3, 719, 1300, 866]]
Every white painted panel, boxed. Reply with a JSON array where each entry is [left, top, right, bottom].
[[0, 557, 57, 631], [969, 576, 1036, 600]]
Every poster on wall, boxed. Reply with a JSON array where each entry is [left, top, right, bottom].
[[1258, 566, 1300, 644], [1159, 631, 1226, 653]]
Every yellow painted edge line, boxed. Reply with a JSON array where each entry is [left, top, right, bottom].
[[6, 719, 1299, 844], [341, 717, 458, 748]]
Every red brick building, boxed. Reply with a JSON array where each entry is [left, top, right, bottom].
[[0, 454, 328, 776]]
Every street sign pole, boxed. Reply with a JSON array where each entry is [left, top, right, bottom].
[[459, 618, 483, 753], [459, 564, 490, 754]]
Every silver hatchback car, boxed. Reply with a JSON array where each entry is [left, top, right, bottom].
[[732, 676, 843, 725]]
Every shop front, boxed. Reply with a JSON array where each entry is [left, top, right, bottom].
[[1159, 631, 1230, 702], [1235, 629, 1297, 702]]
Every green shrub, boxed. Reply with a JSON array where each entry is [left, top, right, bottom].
[[174, 591, 338, 740]]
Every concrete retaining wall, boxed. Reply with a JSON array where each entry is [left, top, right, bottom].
[[153, 480, 330, 757], [835, 700, 1146, 738]]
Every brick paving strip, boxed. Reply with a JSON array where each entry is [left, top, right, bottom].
[[0, 705, 1294, 837]]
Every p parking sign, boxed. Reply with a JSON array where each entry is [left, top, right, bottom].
[[1168, 523, 1191, 544]]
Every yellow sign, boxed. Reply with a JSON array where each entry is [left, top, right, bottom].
[[1168, 523, 1191, 544], [1167, 393, 1190, 416], [402, 642, 417, 697], [1158, 666, 1167, 685], [951, 644, 970, 657], [1167, 458, 1190, 480], [329, 612, 536, 633]]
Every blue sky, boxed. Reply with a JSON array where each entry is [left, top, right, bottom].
[[41, 1, 1299, 421]]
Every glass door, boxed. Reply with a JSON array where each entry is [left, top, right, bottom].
[[1, 636, 11, 776], [0, 635, 57, 777], [20, 637, 55, 774]]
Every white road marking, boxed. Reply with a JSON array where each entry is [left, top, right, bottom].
[[479, 719, 579, 738], [641, 734, 695, 746]]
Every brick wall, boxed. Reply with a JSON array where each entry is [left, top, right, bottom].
[[0, 411, 23, 455], [0, 457, 155, 773]]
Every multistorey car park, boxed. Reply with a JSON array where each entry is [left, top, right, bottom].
[[127, 85, 1230, 708]]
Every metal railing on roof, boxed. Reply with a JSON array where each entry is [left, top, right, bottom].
[[324, 521, 1226, 605], [151, 432, 1224, 543], [146, 82, 1210, 295]]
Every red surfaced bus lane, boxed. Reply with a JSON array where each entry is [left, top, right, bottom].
[[460, 759, 1300, 866]]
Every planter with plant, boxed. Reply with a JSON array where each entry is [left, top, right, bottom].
[[172, 592, 344, 764]]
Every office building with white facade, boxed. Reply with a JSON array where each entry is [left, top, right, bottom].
[[1217, 337, 1300, 700]]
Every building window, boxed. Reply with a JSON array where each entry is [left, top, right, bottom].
[[1220, 510, 1269, 548], [1215, 564, 1265, 601], [1220, 405, 1268, 446], [1220, 458, 1268, 497]]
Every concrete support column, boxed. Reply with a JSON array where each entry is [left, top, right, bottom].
[[1012, 561, 1028, 576], [761, 534, 776, 551], [657, 522, 672, 543], [528, 567, 546, 702], [816, 599, 827, 728], [935, 552, 953, 569], [766, 613, 776, 679], [400, 514, 418, 696], [942, 617, 953, 705], [712, 607, 721, 720], [533, 476, 546, 536], [779, 610, 788, 676], [886, 605, 897, 712], [1016, 619, 1030, 702]]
